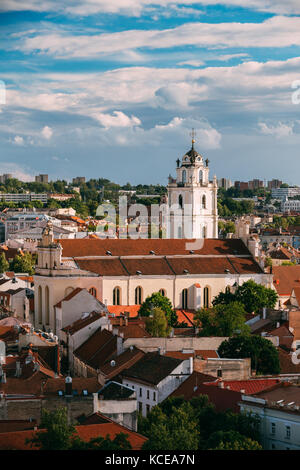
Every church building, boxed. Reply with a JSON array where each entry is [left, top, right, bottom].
[[33, 141, 271, 334]]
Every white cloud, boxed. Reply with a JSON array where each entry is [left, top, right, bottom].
[[41, 125, 53, 139], [177, 60, 205, 67], [13, 17, 300, 58], [2, 0, 300, 16], [92, 111, 141, 128], [258, 121, 294, 138], [13, 135, 24, 146]]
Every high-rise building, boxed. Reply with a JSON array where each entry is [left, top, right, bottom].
[[72, 177, 85, 185], [35, 174, 49, 184], [268, 179, 283, 189]]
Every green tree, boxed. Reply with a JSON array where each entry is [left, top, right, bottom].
[[218, 335, 280, 375], [207, 430, 262, 450], [10, 252, 36, 275], [71, 432, 132, 450], [27, 408, 77, 450], [145, 307, 171, 337], [0, 252, 9, 274], [195, 302, 250, 337], [141, 403, 199, 450], [213, 280, 278, 313], [139, 292, 177, 326]]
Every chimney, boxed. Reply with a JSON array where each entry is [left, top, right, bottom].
[[15, 361, 22, 378], [189, 356, 193, 375], [117, 336, 123, 356], [65, 375, 72, 396], [262, 307, 267, 320]]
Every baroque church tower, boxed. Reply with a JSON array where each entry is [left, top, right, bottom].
[[167, 135, 218, 239]]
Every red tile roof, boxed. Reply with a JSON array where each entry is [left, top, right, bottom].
[[0, 420, 147, 450], [74, 328, 117, 370], [107, 305, 140, 317], [170, 371, 241, 412], [272, 265, 300, 296], [175, 310, 196, 326], [99, 346, 145, 379], [205, 378, 281, 395], [59, 238, 252, 258]]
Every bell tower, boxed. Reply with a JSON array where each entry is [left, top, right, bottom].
[[167, 133, 218, 239]]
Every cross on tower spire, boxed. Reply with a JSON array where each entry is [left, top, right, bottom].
[[190, 128, 196, 148]]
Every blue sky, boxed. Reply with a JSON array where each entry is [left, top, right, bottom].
[[1, 1, 300, 185]]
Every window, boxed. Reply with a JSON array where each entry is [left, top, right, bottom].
[[139, 402, 143, 414], [113, 287, 121, 305], [153, 391, 156, 401], [202, 195, 206, 209], [199, 170, 203, 183], [147, 390, 150, 400], [181, 289, 188, 309], [286, 426, 291, 439], [89, 287, 97, 298], [135, 286, 142, 305], [202, 226, 207, 239], [203, 286, 210, 308], [159, 289, 166, 297], [182, 170, 186, 184], [178, 194, 183, 209], [45, 286, 50, 325], [139, 388, 142, 397], [217, 369, 222, 377], [271, 423, 276, 435], [146, 404, 150, 415]]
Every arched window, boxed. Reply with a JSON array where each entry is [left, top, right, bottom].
[[203, 286, 210, 308], [45, 286, 50, 325], [202, 195, 206, 209], [65, 287, 74, 297], [178, 194, 183, 209], [202, 226, 207, 239], [182, 170, 186, 184], [181, 288, 188, 309], [113, 287, 121, 306], [89, 287, 97, 298], [159, 289, 166, 297], [199, 170, 203, 183], [135, 286, 143, 305], [38, 286, 42, 324]]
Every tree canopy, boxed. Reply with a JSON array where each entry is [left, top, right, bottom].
[[218, 335, 280, 375], [138, 292, 177, 326], [213, 280, 278, 313], [139, 395, 261, 451], [195, 301, 250, 337], [145, 307, 171, 337]]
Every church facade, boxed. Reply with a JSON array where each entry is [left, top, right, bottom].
[[33, 142, 271, 334]]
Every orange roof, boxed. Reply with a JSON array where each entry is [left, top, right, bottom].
[[176, 310, 195, 327], [0, 420, 147, 450], [107, 305, 140, 318], [58, 238, 252, 258], [205, 378, 281, 395], [273, 265, 300, 296]]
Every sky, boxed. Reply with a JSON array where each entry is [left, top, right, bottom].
[[0, 1, 300, 185]]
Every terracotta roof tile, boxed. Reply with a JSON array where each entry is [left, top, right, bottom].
[[74, 328, 117, 370], [205, 378, 281, 394], [0, 420, 147, 450], [122, 352, 184, 386], [59, 238, 252, 258], [273, 266, 300, 296]]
